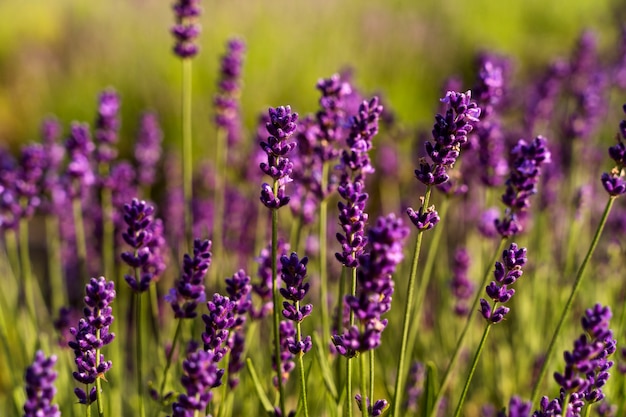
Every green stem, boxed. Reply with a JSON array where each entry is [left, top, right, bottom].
[[391, 187, 432, 416], [182, 58, 193, 254], [452, 323, 493, 417], [73, 193, 89, 284], [530, 196, 616, 405], [319, 162, 331, 352], [19, 217, 37, 326], [295, 316, 310, 417], [211, 127, 228, 286], [86, 384, 92, 417], [45, 214, 66, 312], [369, 350, 375, 417], [95, 327, 105, 417], [100, 163, 115, 283], [360, 350, 367, 417], [347, 266, 358, 417], [270, 205, 286, 415], [159, 318, 184, 400], [136, 291, 146, 417], [428, 237, 507, 417], [5, 229, 21, 285]]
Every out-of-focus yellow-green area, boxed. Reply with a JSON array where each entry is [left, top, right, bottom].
[[0, 0, 623, 152]]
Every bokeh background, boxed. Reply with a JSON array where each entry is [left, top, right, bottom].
[[1, 0, 624, 153]]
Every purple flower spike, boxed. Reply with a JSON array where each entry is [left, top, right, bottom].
[[355, 394, 388, 417], [69, 277, 116, 405], [202, 294, 238, 361], [450, 248, 474, 316], [121, 199, 164, 292], [602, 105, 626, 196], [23, 351, 60, 417], [94, 89, 120, 164], [480, 244, 526, 324], [166, 238, 212, 319], [334, 214, 409, 355], [170, 344, 223, 417], [497, 396, 532, 417], [135, 112, 163, 187], [65, 122, 96, 197], [171, 0, 201, 59], [215, 38, 246, 147], [279, 252, 312, 355], [406, 205, 440, 231], [260, 106, 298, 209]]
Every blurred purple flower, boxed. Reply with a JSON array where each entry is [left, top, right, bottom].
[[171, 0, 201, 59], [215, 38, 245, 148], [135, 112, 163, 188], [23, 350, 60, 417]]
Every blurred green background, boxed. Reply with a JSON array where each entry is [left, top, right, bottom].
[[0, 0, 624, 152]]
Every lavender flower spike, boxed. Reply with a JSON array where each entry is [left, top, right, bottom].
[[480, 243, 527, 324], [280, 252, 313, 354], [135, 112, 163, 188], [23, 351, 60, 417], [171, 0, 202, 59], [602, 104, 626, 196], [94, 89, 121, 164], [260, 106, 298, 209], [165, 238, 212, 318]]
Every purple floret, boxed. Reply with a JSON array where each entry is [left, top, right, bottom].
[[171, 0, 201, 59], [23, 351, 60, 417]]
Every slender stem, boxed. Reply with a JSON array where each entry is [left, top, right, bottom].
[[136, 291, 146, 417], [428, 237, 507, 417], [452, 323, 493, 417], [295, 316, 310, 417], [73, 193, 89, 284], [391, 187, 432, 416], [270, 205, 286, 414], [369, 350, 375, 417], [86, 384, 92, 417], [159, 318, 184, 400], [359, 350, 367, 417], [100, 163, 115, 284], [19, 217, 37, 326], [211, 127, 228, 286], [319, 163, 331, 351], [182, 58, 193, 254], [45, 214, 66, 312], [95, 326, 105, 417], [347, 266, 358, 417], [530, 196, 616, 405]]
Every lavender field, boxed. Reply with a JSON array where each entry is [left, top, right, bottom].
[[3, 0, 626, 416]]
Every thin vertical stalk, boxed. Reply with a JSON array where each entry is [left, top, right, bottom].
[[319, 163, 331, 351], [428, 236, 507, 417], [347, 265, 358, 417], [159, 318, 184, 400], [390, 186, 432, 416], [270, 205, 286, 414], [95, 327, 105, 417], [182, 58, 193, 254], [295, 316, 310, 417], [46, 214, 66, 312], [73, 193, 89, 283], [211, 127, 228, 286], [99, 163, 115, 284], [452, 323, 492, 417], [136, 291, 145, 417], [359, 350, 367, 417], [19, 218, 37, 325], [530, 196, 616, 405], [369, 350, 375, 417]]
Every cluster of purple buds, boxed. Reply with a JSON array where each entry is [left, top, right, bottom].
[[23, 351, 60, 417], [450, 248, 474, 316], [215, 38, 245, 147], [65, 122, 95, 198], [15, 144, 47, 219], [280, 253, 312, 354], [315, 74, 354, 162], [165, 238, 211, 318], [121, 199, 162, 292], [335, 98, 382, 268], [480, 243, 527, 324], [496, 396, 532, 417], [94, 89, 120, 165], [274, 320, 297, 387], [259, 106, 298, 209], [134, 112, 163, 188], [473, 54, 507, 117], [355, 394, 388, 417], [39, 117, 65, 214], [202, 293, 242, 361], [224, 269, 252, 388], [495, 136, 551, 237], [169, 342, 223, 417], [251, 240, 290, 318], [171, 0, 201, 59], [407, 197, 441, 231], [333, 213, 409, 356], [553, 304, 616, 405], [414, 90, 481, 186], [68, 277, 116, 404], [601, 105, 626, 196]]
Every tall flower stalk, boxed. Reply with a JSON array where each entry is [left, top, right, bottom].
[[392, 90, 481, 416], [530, 106, 626, 405], [259, 105, 298, 415], [172, 0, 201, 252], [453, 244, 527, 416]]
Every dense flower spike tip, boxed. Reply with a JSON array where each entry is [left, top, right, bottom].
[[166, 238, 212, 318], [260, 106, 298, 209], [279, 252, 313, 353], [355, 394, 388, 417], [450, 248, 474, 316], [334, 213, 409, 355], [215, 38, 246, 147], [169, 344, 223, 417], [406, 204, 440, 231], [23, 351, 60, 417], [602, 105, 626, 196], [94, 89, 120, 164], [171, 0, 201, 58], [135, 112, 163, 187], [480, 243, 526, 324]]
